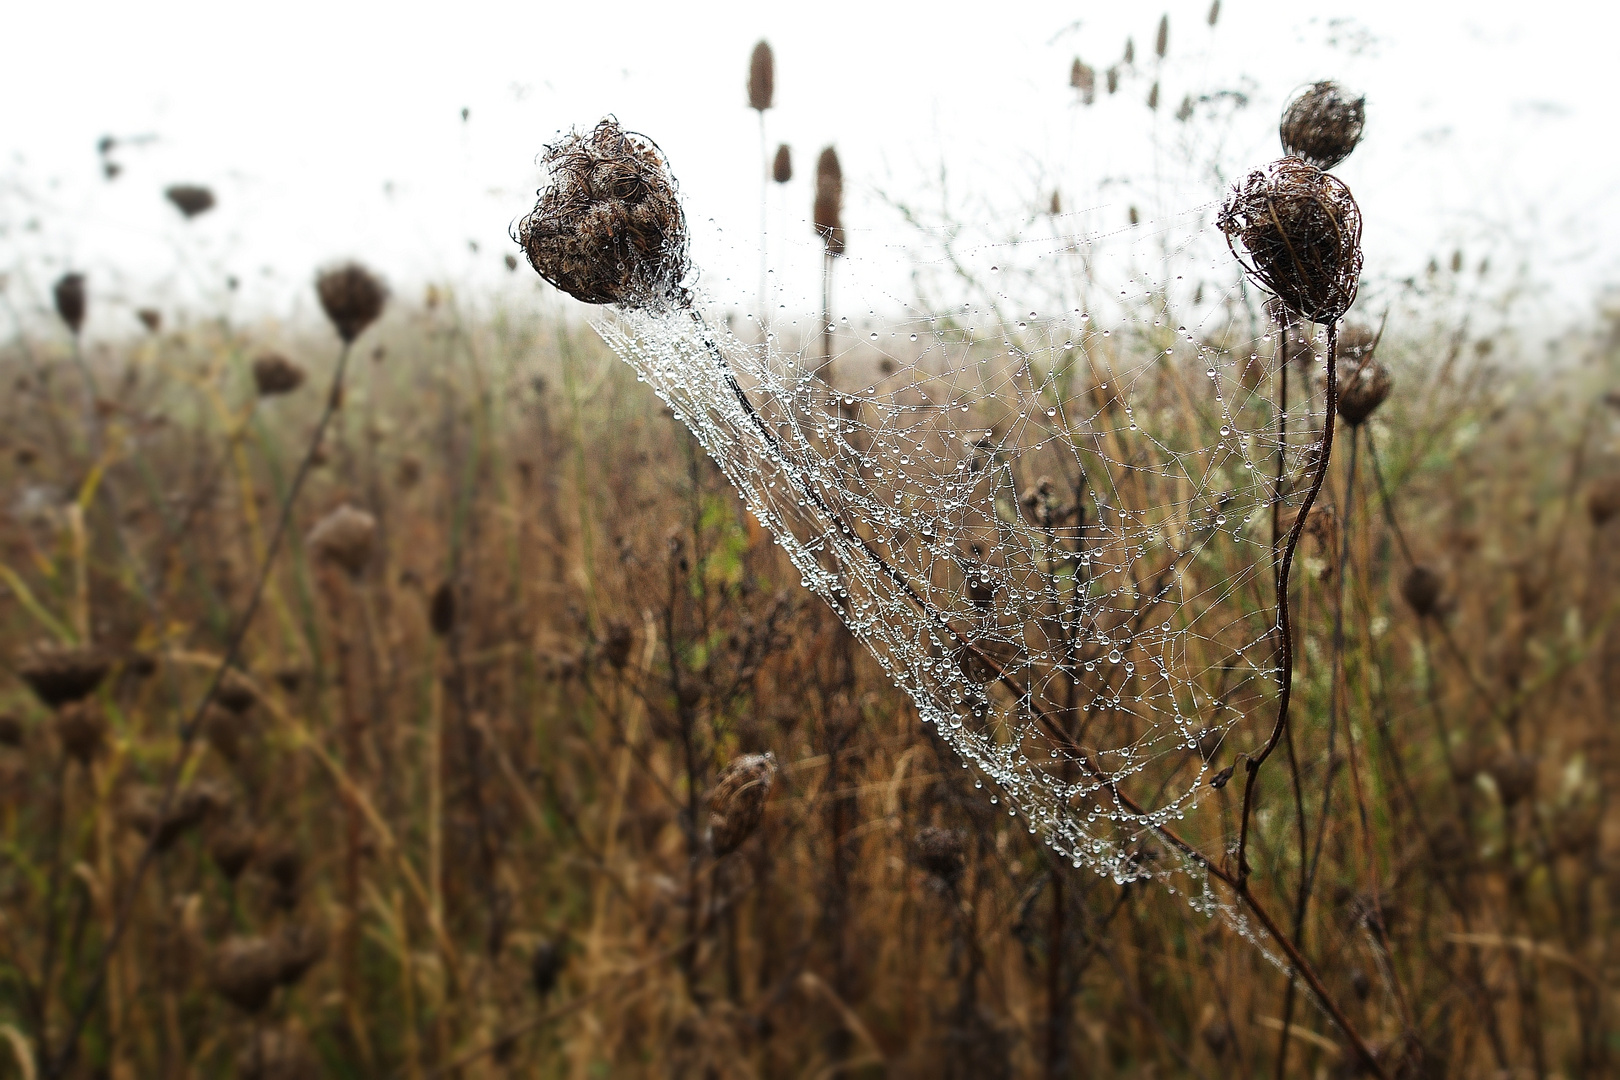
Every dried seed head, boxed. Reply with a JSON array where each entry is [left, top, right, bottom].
[[1201, 1017, 1233, 1057], [517, 119, 691, 310], [1207, 0, 1220, 26], [136, 308, 162, 334], [216, 668, 258, 715], [212, 936, 282, 1012], [1279, 81, 1365, 169], [913, 825, 966, 885], [252, 353, 306, 396], [1070, 58, 1096, 104], [814, 147, 845, 257], [1335, 328, 1391, 426], [262, 843, 303, 909], [1049, 190, 1062, 216], [16, 642, 110, 708], [55, 702, 105, 763], [428, 581, 456, 637], [272, 922, 326, 986], [209, 822, 258, 880], [315, 262, 388, 343], [1587, 475, 1620, 526], [54, 273, 87, 335], [307, 504, 377, 576], [203, 702, 253, 763], [747, 40, 774, 112], [772, 143, 792, 184], [600, 620, 634, 669], [164, 184, 216, 219], [122, 782, 225, 852], [1218, 158, 1363, 324], [0, 714, 21, 748], [531, 938, 566, 997], [1489, 753, 1537, 806], [706, 752, 778, 855], [1106, 66, 1119, 94], [1155, 14, 1168, 58], [1400, 565, 1442, 617], [1147, 81, 1160, 110]]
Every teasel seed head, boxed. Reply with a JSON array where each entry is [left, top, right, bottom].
[[252, 353, 306, 396], [307, 504, 377, 576], [706, 751, 778, 855], [1400, 565, 1443, 617], [748, 40, 775, 112], [814, 146, 845, 257], [1217, 158, 1363, 324], [16, 642, 110, 709], [1279, 81, 1366, 170], [1155, 14, 1168, 59], [516, 118, 692, 310], [136, 308, 162, 334], [54, 273, 87, 336], [1106, 66, 1119, 94], [913, 825, 967, 885], [772, 143, 792, 184], [1207, 0, 1220, 26], [164, 184, 216, 219], [315, 261, 388, 343]]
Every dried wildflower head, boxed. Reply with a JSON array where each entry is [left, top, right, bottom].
[[1279, 81, 1365, 169], [517, 119, 691, 310], [136, 308, 162, 333], [122, 782, 224, 852], [1400, 564, 1442, 617], [209, 821, 258, 880], [773, 143, 792, 184], [1218, 158, 1363, 324], [252, 353, 305, 396], [164, 184, 216, 219], [55, 702, 105, 763], [212, 936, 283, 1012], [0, 714, 21, 748], [315, 262, 388, 343], [1587, 475, 1620, 526], [271, 922, 326, 986], [706, 751, 778, 855], [1070, 58, 1096, 104], [814, 146, 845, 257], [748, 40, 774, 112], [16, 643, 110, 708], [54, 273, 87, 335], [913, 825, 966, 885], [307, 504, 377, 576]]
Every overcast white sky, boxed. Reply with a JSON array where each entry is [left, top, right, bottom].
[[3, 0, 1616, 338]]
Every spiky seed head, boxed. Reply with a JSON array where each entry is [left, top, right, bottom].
[[1587, 475, 1620, 526], [748, 40, 774, 112], [600, 620, 634, 668], [706, 752, 778, 855], [814, 146, 845, 257], [315, 262, 388, 343], [1279, 81, 1365, 169], [136, 308, 162, 333], [251, 353, 305, 396], [1176, 94, 1194, 122], [913, 825, 966, 884], [516, 119, 691, 309], [16, 643, 110, 709], [1217, 158, 1363, 324], [262, 842, 302, 909], [55, 702, 105, 763], [772, 143, 792, 184], [307, 504, 376, 576], [1155, 14, 1168, 58], [54, 273, 86, 335], [164, 184, 216, 219], [1400, 565, 1442, 617]]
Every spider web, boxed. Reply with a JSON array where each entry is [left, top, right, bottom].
[[594, 198, 1331, 917]]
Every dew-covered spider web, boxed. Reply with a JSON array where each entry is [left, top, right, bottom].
[[594, 198, 1334, 920]]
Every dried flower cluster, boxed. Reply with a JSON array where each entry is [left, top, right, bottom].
[[706, 752, 777, 855], [16, 643, 109, 709], [315, 262, 388, 343], [1335, 325, 1392, 425], [307, 504, 377, 576], [164, 184, 216, 219], [251, 353, 306, 396], [1218, 158, 1362, 324], [1279, 81, 1365, 170], [516, 119, 691, 309]]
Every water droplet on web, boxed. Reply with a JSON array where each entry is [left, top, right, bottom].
[[870, 332, 878, 341], [910, 333, 918, 341]]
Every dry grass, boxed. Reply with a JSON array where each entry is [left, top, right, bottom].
[[0, 281, 1615, 1079]]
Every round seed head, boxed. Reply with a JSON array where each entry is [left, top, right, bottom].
[[252, 353, 306, 396], [1587, 475, 1620, 526], [747, 40, 774, 112], [913, 825, 966, 885], [211, 936, 282, 1012], [516, 119, 692, 309], [315, 262, 388, 343], [271, 922, 326, 986], [814, 147, 845, 257], [1217, 158, 1363, 324], [136, 308, 162, 334], [772, 143, 792, 184], [209, 822, 258, 881], [307, 504, 377, 576], [1279, 81, 1365, 169], [1400, 565, 1442, 617], [706, 751, 777, 855], [54, 273, 87, 335], [55, 702, 105, 764], [1335, 327, 1391, 425], [164, 184, 216, 219], [16, 642, 110, 708], [262, 843, 303, 909]]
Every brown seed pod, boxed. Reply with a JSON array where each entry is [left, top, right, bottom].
[[516, 119, 691, 310], [1279, 81, 1365, 170], [252, 353, 306, 396], [136, 308, 162, 334], [211, 936, 283, 1012], [1335, 330, 1391, 426], [164, 184, 216, 219], [16, 643, 110, 708], [1400, 565, 1442, 617], [1587, 474, 1620, 526], [307, 504, 377, 576], [54, 273, 87, 335], [209, 822, 258, 881], [706, 752, 778, 855], [913, 825, 966, 885], [814, 147, 845, 257], [54, 702, 105, 763], [772, 143, 792, 184], [1217, 158, 1363, 324], [122, 782, 225, 852], [315, 262, 388, 343], [747, 40, 774, 112]]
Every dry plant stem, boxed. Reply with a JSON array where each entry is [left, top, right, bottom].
[[1236, 324, 1340, 885], [43, 342, 355, 1080]]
